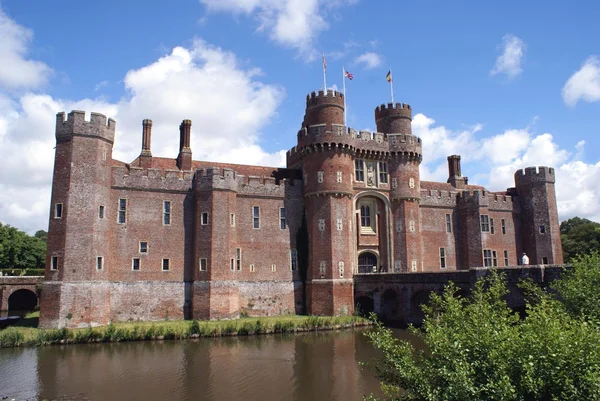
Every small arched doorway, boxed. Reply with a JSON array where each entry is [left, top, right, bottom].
[[358, 251, 378, 273], [8, 289, 38, 312]]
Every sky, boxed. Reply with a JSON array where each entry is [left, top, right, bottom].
[[1, 0, 599, 234]]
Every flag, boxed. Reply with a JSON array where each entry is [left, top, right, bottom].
[[344, 70, 354, 80], [322, 54, 327, 72], [386, 70, 392, 82]]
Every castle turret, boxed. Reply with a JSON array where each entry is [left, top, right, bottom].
[[375, 103, 423, 272], [177, 119, 192, 171], [41, 111, 116, 328], [296, 90, 355, 315], [514, 167, 563, 265]]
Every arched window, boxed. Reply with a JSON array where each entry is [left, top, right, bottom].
[[360, 205, 371, 227]]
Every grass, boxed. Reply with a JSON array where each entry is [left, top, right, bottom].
[[0, 315, 371, 348]]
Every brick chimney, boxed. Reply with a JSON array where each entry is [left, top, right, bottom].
[[139, 119, 153, 168], [447, 155, 468, 189], [177, 119, 192, 171]]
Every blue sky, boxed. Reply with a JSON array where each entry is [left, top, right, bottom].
[[1, 0, 599, 232]]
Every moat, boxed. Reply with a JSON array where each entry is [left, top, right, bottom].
[[0, 328, 420, 401]]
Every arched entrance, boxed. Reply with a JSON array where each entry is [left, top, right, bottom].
[[355, 296, 374, 316], [358, 251, 378, 273], [380, 289, 398, 321], [8, 289, 38, 312]]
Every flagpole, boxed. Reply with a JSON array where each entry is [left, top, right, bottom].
[[322, 53, 327, 92], [342, 66, 347, 127], [390, 67, 394, 104]]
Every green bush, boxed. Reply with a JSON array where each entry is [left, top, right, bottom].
[[23, 268, 45, 276], [0, 328, 24, 347]]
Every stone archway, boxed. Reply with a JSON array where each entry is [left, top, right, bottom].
[[8, 289, 38, 312]]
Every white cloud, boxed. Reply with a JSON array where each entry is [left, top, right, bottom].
[[490, 34, 525, 80], [0, 9, 52, 90], [354, 52, 382, 69], [199, 0, 358, 57], [562, 56, 600, 107], [0, 12, 286, 233]]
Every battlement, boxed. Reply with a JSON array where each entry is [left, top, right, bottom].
[[305, 90, 345, 108], [514, 166, 556, 185], [375, 102, 412, 121], [420, 189, 458, 207], [56, 110, 116, 143]]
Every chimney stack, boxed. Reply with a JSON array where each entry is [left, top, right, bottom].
[[447, 155, 468, 189], [139, 119, 153, 168], [177, 119, 192, 170]]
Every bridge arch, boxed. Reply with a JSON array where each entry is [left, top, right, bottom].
[[355, 295, 374, 316], [380, 289, 398, 321], [8, 289, 38, 312]]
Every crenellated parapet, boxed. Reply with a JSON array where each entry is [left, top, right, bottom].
[[112, 165, 194, 192], [456, 190, 490, 208], [419, 189, 458, 208], [305, 90, 344, 108], [514, 166, 556, 186], [375, 103, 412, 135], [56, 110, 116, 143], [194, 167, 239, 192], [487, 193, 518, 212]]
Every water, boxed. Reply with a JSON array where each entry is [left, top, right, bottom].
[[0, 328, 419, 401]]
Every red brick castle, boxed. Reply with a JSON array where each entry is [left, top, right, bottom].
[[40, 90, 563, 328]]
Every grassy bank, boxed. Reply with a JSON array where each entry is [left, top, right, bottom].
[[0, 315, 371, 348]]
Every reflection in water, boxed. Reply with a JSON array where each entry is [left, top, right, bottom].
[[0, 329, 418, 401]]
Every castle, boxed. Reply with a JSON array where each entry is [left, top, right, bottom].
[[40, 90, 563, 328]]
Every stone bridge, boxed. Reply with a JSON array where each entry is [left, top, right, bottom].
[[0, 276, 43, 314], [354, 265, 564, 326]]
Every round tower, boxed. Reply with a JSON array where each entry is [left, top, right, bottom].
[[374, 103, 423, 272], [300, 90, 355, 316]]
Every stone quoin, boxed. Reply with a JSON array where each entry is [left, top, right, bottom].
[[40, 90, 563, 328]]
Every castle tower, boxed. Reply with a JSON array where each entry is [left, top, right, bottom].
[[514, 167, 563, 264], [375, 103, 423, 272], [297, 90, 355, 315], [40, 111, 116, 328]]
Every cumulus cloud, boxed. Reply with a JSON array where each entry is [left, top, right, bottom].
[[354, 52, 382, 69], [199, 0, 358, 57], [0, 8, 52, 90], [0, 12, 286, 233], [490, 34, 525, 80], [562, 56, 600, 107]]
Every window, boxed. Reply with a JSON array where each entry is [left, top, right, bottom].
[[501, 218, 506, 234], [483, 249, 492, 267], [280, 208, 286, 229], [392, 178, 398, 189], [271, 264, 276, 272], [445, 214, 452, 233], [539, 225, 546, 234], [54, 203, 63, 219], [230, 259, 235, 271], [291, 249, 298, 271], [163, 201, 171, 225], [440, 248, 446, 269], [409, 220, 415, 232], [201, 212, 209, 225], [409, 177, 415, 189], [542, 256, 549, 265], [102, 149, 108, 161], [336, 171, 342, 183], [504, 250, 509, 266], [230, 213, 235, 227], [51, 256, 58, 271], [253, 206, 260, 229], [96, 256, 104, 270], [492, 251, 498, 267], [317, 171, 324, 183], [98, 205, 105, 219], [490, 218, 495, 234], [236, 248, 242, 271], [354, 159, 364, 181], [360, 205, 371, 228], [118, 198, 127, 224], [319, 261, 326, 278], [139, 241, 148, 254], [411, 260, 417, 272], [199, 258, 207, 271], [162, 259, 170, 271], [394, 260, 401, 272], [339, 261, 345, 278], [480, 215, 490, 232], [336, 219, 343, 231], [378, 162, 388, 184], [318, 219, 325, 232], [250, 264, 255, 272], [132, 258, 140, 271]]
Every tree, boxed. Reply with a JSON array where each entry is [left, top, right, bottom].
[[34, 230, 48, 243], [560, 217, 600, 262], [0, 223, 47, 270], [365, 271, 600, 400]]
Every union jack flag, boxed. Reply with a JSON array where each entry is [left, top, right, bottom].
[[344, 70, 354, 80]]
